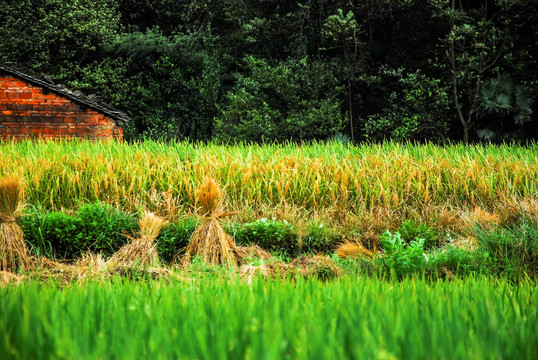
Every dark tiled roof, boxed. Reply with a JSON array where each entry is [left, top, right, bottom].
[[0, 64, 129, 125]]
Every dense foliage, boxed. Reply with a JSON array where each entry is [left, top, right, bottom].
[[1, 0, 536, 142]]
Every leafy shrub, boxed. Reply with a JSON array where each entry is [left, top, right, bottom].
[[233, 219, 340, 257], [379, 230, 427, 277], [300, 222, 340, 254], [156, 218, 199, 264], [21, 203, 137, 259], [399, 220, 438, 249], [233, 218, 297, 256], [20, 204, 343, 262]]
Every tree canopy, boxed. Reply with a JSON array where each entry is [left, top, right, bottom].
[[1, 0, 536, 143]]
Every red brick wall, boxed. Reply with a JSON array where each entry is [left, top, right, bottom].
[[0, 75, 123, 140]]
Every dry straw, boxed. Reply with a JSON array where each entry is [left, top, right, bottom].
[[289, 255, 342, 279], [0, 270, 24, 285], [181, 177, 239, 266], [239, 261, 287, 283], [234, 245, 272, 262], [109, 211, 166, 267], [336, 239, 373, 259], [0, 175, 30, 272]]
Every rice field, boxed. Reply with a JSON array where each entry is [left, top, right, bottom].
[[1, 276, 537, 360], [0, 140, 537, 229], [1, 140, 537, 359]]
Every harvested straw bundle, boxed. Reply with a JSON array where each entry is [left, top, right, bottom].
[[182, 177, 238, 266], [109, 211, 166, 267], [0, 176, 30, 272]]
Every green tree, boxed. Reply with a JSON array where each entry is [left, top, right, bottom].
[[475, 74, 535, 141], [362, 67, 451, 143], [0, 0, 120, 80], [322, 8, 363, 142], [215, 57, 344, 142], [432, 0, 537, 142], [106, 29, 222, 141]]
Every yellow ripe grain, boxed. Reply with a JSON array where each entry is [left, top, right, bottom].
[[313, 179, 320, 195], [424, 186, 430, 203], [392, 192, 400, 207]]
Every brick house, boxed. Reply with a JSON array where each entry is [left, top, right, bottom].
[[0, 65, 128, 140]]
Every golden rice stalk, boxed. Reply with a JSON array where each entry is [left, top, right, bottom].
[[0, 176, 29, 272], [0, 175, 24, 219], [108, 211, 166, 267], [438, 206, 466, 233], [499, 196, 538, 223], [197, 177, 224, 217], [336, 239, 373, 259], [518, 197, 538, 222], [466, 207, 501, 231]]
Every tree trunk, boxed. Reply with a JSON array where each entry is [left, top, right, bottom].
[[450, 0, 469, 143], [343, 38, 354, 142]]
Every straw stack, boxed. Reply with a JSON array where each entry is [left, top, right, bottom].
[[0, 176, 30, 272], [182, 177, 238, 266], [109, 211, 166, 267]]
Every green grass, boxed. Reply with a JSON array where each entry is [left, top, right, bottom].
[[1, 276, 537, 359]]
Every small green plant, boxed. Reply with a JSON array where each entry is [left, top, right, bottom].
[[234, 218, 297, 256], [399, 220, 438, 249], [156, 218, 199, 264], [427, 244, 488, 277], [300, 222, 340, 254], [379, 230, 427, 277]]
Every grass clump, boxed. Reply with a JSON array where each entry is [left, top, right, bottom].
[[475, 218, 538, 279]]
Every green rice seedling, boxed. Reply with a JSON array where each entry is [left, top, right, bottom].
[[0, 276, 536, 359]]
